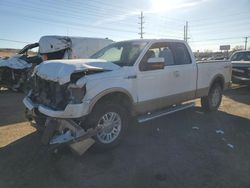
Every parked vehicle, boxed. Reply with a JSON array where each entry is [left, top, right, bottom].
[[0, 43, 41, 91], [0, 36, 113, 91], [230, 50, 250, 84], [23, 39, 232, 154]]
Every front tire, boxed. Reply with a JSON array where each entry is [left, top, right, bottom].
[[201, 83, 222, 112], [86, 101, 128, 151]]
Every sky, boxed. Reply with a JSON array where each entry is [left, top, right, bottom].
[[0, 0, 249, 52]]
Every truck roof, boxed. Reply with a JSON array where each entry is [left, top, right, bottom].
[[117, 39, 186, 43]]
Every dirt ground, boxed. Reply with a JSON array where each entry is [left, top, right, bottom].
[[0, 51, 17, 58], [0, 85, 250, 188], [0, 49, 37, 58]]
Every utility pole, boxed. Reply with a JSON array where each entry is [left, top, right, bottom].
[[138, 11, 145, 39], [184, 25, 186, 41], [185, 21, 188, 42], [244, 37, 248, 50], [184, 21, 189, 42]]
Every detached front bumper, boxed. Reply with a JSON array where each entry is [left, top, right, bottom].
[[23, 96, 91, 118]]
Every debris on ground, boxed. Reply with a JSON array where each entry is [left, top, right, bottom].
[[192, 126, 200, 130], [216, 130, 224, 134], [70, 138, 95, 156], [227, 144, 234, 149]]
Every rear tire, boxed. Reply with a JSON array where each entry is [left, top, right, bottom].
[[201, 83, 222, 112], [86, 101, 128, 151]]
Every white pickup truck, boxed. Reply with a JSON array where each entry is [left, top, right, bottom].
[[230, 50, 250, 84], [23, 39, 231, 153]]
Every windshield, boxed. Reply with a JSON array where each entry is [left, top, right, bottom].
[[91, 41, 148, 66], [230, 51, 250, 61]]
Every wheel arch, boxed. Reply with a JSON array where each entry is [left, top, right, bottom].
[[209, 74, 225, 92], [88, 88, 135, 115]]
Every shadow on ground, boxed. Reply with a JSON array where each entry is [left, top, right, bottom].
[[224, 85, 250, 105], [0, 90, 26, 126], [1, 107, 250, 188]]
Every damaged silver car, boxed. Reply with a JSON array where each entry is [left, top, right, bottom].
[[0, 43, 41, 91]]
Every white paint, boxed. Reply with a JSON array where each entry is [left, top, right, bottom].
[[35, 59, 120, 85]]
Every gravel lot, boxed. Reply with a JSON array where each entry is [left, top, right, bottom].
[[0, 85, 250, 188]]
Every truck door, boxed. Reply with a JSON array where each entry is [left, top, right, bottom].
[[135, 42, 196, 113], [164, 42, 197, 99]]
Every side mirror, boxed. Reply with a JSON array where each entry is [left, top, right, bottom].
[[146, 57, 165, 70]]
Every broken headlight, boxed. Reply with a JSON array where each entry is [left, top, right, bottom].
[[68, 84, 86, 104]]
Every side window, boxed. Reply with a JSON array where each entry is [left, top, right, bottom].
[[170, 43, 192, 65], [140, 42, 174, 69], [158, 47, 174, 66], [245, 52, 250, 61]]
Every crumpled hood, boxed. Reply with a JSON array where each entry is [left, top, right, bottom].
[[35, 59, 120, 85], [0, 55, 32, 69]]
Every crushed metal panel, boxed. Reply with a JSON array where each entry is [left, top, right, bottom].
[[39, 36, 71, 54], [0, 55, 32, 69], [35, 59, 120, 84]]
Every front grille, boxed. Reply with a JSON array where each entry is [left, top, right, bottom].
[[31, 76, 70, 110], [232, 67, 250, 79]]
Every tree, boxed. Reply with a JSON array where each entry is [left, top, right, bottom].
[[232, 45, 244, 52]]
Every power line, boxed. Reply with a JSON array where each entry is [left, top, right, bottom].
[[191, 19, 250, 29], [189, 11, 250, 22], [0, 38, 31, 44], [0, 1, 138, 26], [0, 9, 137, 34], [190, 37, 243, 42]]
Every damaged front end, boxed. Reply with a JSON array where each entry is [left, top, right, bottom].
[[0, 54, 42, 92], [42, 118, 101, 155], [25, 75, 94, 155], [23, 59, 118, 154]]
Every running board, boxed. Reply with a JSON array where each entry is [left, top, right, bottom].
[[137, 102, 195, 123]]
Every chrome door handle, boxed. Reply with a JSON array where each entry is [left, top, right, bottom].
[[125, 75, 137, 79]]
